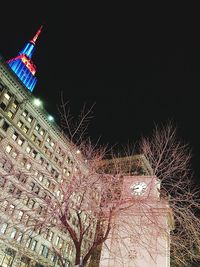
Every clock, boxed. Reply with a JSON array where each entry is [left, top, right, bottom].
[[130, 181, 147, 196]]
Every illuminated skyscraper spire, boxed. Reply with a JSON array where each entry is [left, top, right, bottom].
[[7, 26, 43, 92], [31, 25, 43, 44]]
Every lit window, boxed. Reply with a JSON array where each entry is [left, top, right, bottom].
[[22, 110, 28, 117], [40, 129, 44, 136], [50, 141, 55, 147], [30, 240, 37, 251], [26, 146, 31, 153], [35, 139, 41, 146], [35, 124, 40, 131], [16, 232, 23, 242], [39, 244, 49, 258], [31, 150, 37, 158], [31, 134, 36, 141], [5, 145, 12, 153], [25, 237, 32, 248], [0, 222, 8, 234], [47, 231, 54, 242], [18, 211, 24, 221], [12, 100, 19, 109], [46, 137, 51, 143], [38, 174, 44, 182], [4, 92, 11, 100], [8, 204, 15, 215], [7, 110, 14, 118], [26, 163, 32, 170], [55, 236, 60, 246], [46, 179, 50, 188], [17, 138, 24, 146], [21, 158, 26, 166], [27, 115, 33, 123], [12, 132, 18, 141], [17, 121, 23, 128], [12, 151, 18, 159], [23, 126, 29, 134], [10, 228, 17, 239]]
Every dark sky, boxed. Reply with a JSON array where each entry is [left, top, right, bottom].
[[1, 5, 200, 182]]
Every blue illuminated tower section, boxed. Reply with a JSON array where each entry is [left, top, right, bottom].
[[7, 26, 43, 92]]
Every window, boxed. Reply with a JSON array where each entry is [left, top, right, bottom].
[[39, 245, 49, 258], [55, 236, 60, 246], [23, 126, 29, 134], [25, 237, 32, 248], [47, 230, 54, 242], [31, 134, 36, 141], [8, 204, 15, 215], [26, 146, 31, 153], [35, 124, 40, 131], [27, 115, 33, 123], [22, 110, 28, 117], [45, 179, 50, 188], [0, 102, 7, 110], [4, 92, 11, 100], [30, 240, 38, 251], [38, 173, 44, 182], [12, 100, 19, 109], [16, 232, 23, 243], [1, 200, 8, 212], [16, 189, 22, 198], [31, 150, 37, 158], [17, 137, 24, 146], [39, 129, 44, 136], [7, 110, 14, 118], [50, 141, 55, 147], [12, 132, 18, 141], [0, 223, 8, 234], [46, 137, 51, 143], [26, 162, 32, 170], [11, 151, 18, 159], [5, 145, 12, 153], [17, 211, 24, 221], [8, 184, 15, 193], [10, 228, 17, 239], [2, 121, 9, 131], [27, 199, 35, 209], [0, 82, 3, 91], [17, 120, 23, 128], [35, 139, 41, 146]]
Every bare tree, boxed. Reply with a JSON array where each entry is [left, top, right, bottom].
[[139, 122, 200, 266]]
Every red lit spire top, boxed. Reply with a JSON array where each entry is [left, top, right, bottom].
[[31, 25, 43, 44]]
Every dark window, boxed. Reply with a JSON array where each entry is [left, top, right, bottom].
[[0, 102, 7, 110], [2, 121, 9, 131]]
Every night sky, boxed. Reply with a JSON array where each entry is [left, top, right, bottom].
[[1, 5, 200, 183]]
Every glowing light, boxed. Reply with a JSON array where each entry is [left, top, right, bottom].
[[76, 150, 81, 154], [47, 115, 54, 122], [33, 98, 42, 107]]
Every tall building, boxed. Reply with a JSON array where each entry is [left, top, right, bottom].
[[0, 28, 91, 267], [7, 26, 42, 92], [0, 28, 173, 267]]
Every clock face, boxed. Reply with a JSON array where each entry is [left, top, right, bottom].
[[130, 181, 147, 196]]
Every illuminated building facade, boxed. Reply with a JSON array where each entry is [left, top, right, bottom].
[[0, 29, 88, 266]]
